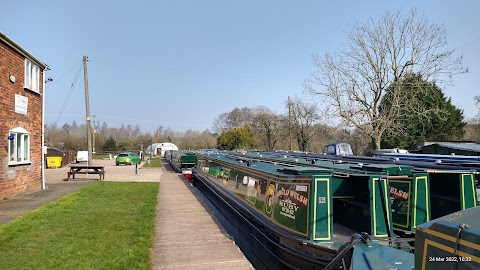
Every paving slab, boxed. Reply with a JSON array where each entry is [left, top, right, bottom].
[[153, 162, 253, 270]]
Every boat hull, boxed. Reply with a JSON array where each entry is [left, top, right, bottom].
[[193, 168, 336, 270]]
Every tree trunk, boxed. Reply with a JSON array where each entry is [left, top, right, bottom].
[[375, 136, 381, 150]]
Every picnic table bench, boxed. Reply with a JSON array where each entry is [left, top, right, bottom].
[[67, 164, 106, 180]]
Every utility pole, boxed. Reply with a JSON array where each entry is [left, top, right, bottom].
[[288, 96, 292, 151], [83, 56, 93, 165]]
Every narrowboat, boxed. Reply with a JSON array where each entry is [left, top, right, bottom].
[[164, 149, 173, 163], [415, 206, 480, 270], [248, 150, 478, 236], [170, 150, 197, 180], [192, 150, 414, 269]]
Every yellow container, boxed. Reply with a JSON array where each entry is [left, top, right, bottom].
[[46, 157, 62, 168]]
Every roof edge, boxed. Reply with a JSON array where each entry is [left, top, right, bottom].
[[0, 32, 49, 70]]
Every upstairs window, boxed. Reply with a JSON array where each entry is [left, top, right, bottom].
[[8, 127, 30, 165], [24, 59, 40, 93]]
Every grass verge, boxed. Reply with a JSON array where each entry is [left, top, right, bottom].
[[141, 157, 162, 168], [0, 181, 159, 270]]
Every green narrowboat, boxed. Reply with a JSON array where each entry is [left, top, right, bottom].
[[415, 206, 480, 270], [164, 149, 173, 163], [192, 150, 414, 269], [248, 151, 478, 236], [170, 150, 197, 179]]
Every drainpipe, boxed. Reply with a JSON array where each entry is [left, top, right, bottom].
[[41, 70, 46, 190]]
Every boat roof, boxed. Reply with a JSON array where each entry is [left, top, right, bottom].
[[240, 151, 414, 176], [198, 151, 332, 178], [436, 142, 480, 153], [200, 151, 416, 178], [418, 206, 480, 230], [265, 150, 479, 174]]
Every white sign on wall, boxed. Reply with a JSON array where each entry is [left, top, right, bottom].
[[15, 94, 28, 114]]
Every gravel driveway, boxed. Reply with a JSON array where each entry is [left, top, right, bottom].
[[47, 158, 163, 183]]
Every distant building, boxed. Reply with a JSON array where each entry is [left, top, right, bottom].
[[418, 141, 480, 156], [145, 142, 179, 157], [0, 32, 48, 199]]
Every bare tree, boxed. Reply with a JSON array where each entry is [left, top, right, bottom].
[[288, 97, 320, 152], [304, 8, 467, 149], [475, 96, 480, 123], [251, 108, 282, 150], [213, 106, 283, 149], [465, 96, 480, 141], [212, 113, 229, 134], [212, 107, 255, 133]]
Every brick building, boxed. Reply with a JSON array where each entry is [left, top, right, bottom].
[[0, 32, 48, 199]]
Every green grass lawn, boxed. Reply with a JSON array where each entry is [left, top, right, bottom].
[[93, 154, 110, 160], [141, 157, 162, 168], [0, 182, 159, 270]]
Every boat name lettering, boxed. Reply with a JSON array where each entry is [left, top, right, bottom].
[[277, 188, 308, 206], [390, 187, 409, 200], [279, 199, 297, 219]]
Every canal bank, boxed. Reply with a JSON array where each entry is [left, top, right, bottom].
[[153, 161, 252, 270]]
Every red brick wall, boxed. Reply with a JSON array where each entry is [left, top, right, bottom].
[[0, 40, 44, 200]]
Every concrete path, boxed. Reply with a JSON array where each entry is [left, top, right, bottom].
[[153, 163, 252, 270]]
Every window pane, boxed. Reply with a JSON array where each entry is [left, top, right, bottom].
[[16, 135, 22, 161], [8, 128, 30, 164], [24, 59, 40, 91], [35, 65, 39, 91], [25, 60, 30, 88], [24, 134, 29, 160], [9, 135, 16, 161], [32, 66, 37, 91]]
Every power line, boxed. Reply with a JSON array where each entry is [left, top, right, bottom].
[[45, 63, 81, 88], [454, 38, 480, 50], [54, 61, 83, 126]]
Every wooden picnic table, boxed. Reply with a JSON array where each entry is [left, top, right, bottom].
[[67, 164, 106, 180]]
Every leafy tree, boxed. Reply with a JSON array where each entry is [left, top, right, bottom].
[[102, 136, 117, 151], [380, 73, 465, 149], [217, 129, 238, 150], [216, 125, 255, 150], [304, 8, 467, 149], [236, 125, 255, 149], [118, 141, 132, 151]]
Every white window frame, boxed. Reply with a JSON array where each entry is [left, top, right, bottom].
[[8, 127, 31, 165], [24, 58, 40, 93]]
